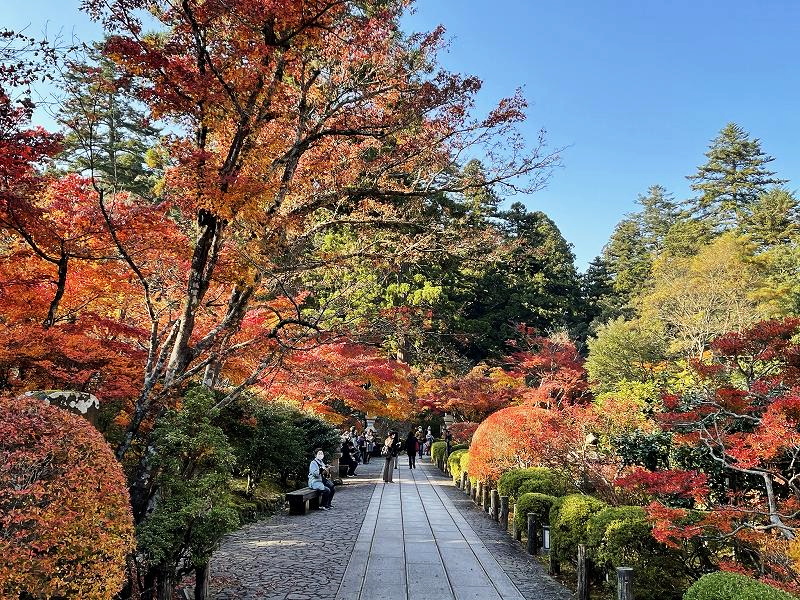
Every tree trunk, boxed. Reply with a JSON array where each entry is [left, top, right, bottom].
[[195, 563, 210, 600], [156, 565, 175, 600]]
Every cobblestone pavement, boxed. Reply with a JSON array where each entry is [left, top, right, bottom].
[[211, 457, 571, 600], [423, 466, 572, 600], [210, 458, 382, 600]]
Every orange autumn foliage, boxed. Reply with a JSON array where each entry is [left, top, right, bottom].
[[0, 394, 134, 599]]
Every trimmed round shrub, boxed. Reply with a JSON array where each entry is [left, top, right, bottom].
[[498, 467, 565, 501], [0, 394, 135, 600], [549, 493, 608, 565], [513, 492, 556, 535], [683, 571, 796, 600], [460, 452, 478, 486], [449, 448, 469, 481], [587, 506, 687, 600], [430, 440, 446, 464], [518, 472, 569, 497]]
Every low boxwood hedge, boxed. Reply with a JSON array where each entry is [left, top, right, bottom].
[[498, 467, 565, 501], [448, 448, 469, 481], [513, 492, 556, 536], [549, 493, 608, 565], [588, 505, 687, 600], [683, 571, 796, 600], [430, 441, 446, 464]]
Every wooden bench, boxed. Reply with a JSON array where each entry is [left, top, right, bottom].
[[286, 487, 322, 515]]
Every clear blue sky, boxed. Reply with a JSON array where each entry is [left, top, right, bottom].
[[7, 0, 800, 269]]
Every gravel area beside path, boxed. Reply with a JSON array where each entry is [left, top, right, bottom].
[[210, 459, 382, 600]]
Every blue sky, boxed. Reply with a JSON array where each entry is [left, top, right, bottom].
[[7, 0, 800, 269]]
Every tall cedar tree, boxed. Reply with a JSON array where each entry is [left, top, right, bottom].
[[687, 123, 786, 231], [57, 47, 162, 201]]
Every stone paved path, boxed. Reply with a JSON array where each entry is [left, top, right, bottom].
[[211, 457, 570, 600]]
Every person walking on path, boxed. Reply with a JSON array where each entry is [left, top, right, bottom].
[[405, 430, 419, 469], [308, 448, 334, 510], [364, 428, 374, 463], [382, 431, 398, 483], [415, 426, 425, 458]]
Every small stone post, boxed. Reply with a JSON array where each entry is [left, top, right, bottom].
[[499, 496, 509, 531], [577, 544, 588, 600], [526, 514, 539, 555], [482, 485, 490, 511], [616, 567, 634, 600], [490, 489, 500, 521], [460, 471, 468, 491], [465, 475, 471, 496], [475, 481, 483, 504]]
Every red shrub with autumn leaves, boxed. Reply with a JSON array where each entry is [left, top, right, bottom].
[[0, 394, 134, 599], [467, 402, 635, 498], [614, 318, 800, 593]]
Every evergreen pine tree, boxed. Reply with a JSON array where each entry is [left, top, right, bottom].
[[601, 217, 651, 311], [687, 123, 786, 231], [636, 185, 680, 254], [57, 46, 162, 200]]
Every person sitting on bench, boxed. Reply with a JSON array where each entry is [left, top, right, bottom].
[[308, 448, 334, 510]]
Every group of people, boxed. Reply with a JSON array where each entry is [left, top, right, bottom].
[[381, 426, 437, 482], [338, 426, 377, 478], [308, 424, 448, 507]]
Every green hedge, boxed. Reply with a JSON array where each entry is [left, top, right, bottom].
[[549, 494, 608, 565], [430, 441, 446, 464], [461, 452, 477, 486], [518, 474, 569, 497], [513, 492, 556, 535], [431, 441, 468, 468], [683, 572, 796, 600], [448, 449, 469, 481], [588, 506, 686, 600], [498, 467, 564, 501]]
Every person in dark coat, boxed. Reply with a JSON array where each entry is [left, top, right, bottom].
[[341, 437, 358, 476], [405, 430, 419, 469]]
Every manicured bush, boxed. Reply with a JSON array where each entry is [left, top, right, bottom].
[[513, 492, 557, 535], [498, 467, 564, 501], [461, 452, 477, 486], [431, 440, 447, 464], [449, 448, 469, 481], [0, 394, 134, 600], [587, 506, 687, 600], [683, 571, 796, 600], [518, 472, 569, 497], [549, 493, 608, 565]]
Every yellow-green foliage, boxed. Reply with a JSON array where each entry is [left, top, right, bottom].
[[498, 467, 564, 501], [461, 452, 478, 486], [430, 441, 446, 464], [448, 449, 468, 481], [549, 494, 608, 564], [513, 492, 556, 535], [683, 572, 796, 600], [587, 506, 687, 600]]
